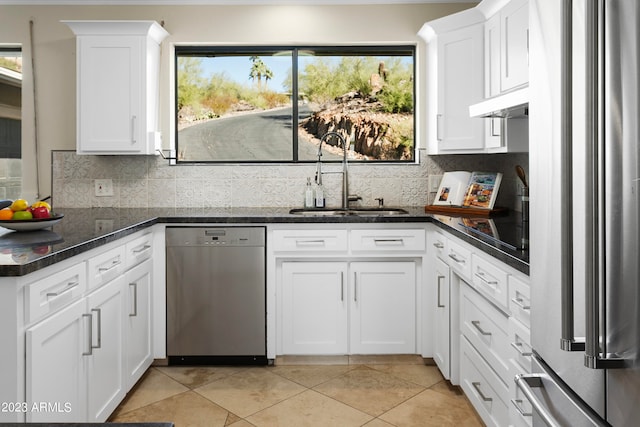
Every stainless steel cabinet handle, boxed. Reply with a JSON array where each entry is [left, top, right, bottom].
[[82, 313, 93, 356], [433, 241, 444, 249], [511, 341, 533, 357], [436, 114, 443, 141], [129, 282, 138, 317], [448, 253, 465, 264], [474, 271, 498, 287], [131, 115, 137, 143], [46, 280, 79, 299], [98, 258, 121, 273], [353, 273, 357, 302], [471, 382, 492, 402], [295, 239, 325, 246], [511, 296, 531, 310], [437, 275, 445, 308], [374, 238, 404, 245], [511, 399, 532, 417], [340, 272, 344, 302], [91, 308, 102, 350], [471, 320, 492, 336], [132, 244, 151, 254]]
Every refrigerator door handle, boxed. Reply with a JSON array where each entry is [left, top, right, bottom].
[[515, 374, 562, 427], [559, 0, 585, 353], [582, 0, 625, 370]]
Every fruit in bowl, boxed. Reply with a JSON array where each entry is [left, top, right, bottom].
[[1, 199, 54, 220]]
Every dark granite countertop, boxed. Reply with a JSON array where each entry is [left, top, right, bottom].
[[0, 207, 528, 276]]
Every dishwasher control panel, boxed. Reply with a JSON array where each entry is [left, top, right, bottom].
[[165, 226, 265, 247]]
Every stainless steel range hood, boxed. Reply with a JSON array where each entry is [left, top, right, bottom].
[[469, 86, 529, 118]]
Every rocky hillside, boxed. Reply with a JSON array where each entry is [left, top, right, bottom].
[[300, 92, 413, 161]]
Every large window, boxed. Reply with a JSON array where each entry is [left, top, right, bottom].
[[175, 46, 415, 163]]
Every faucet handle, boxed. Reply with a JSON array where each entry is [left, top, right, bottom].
[[348, 195, 363, 202], [375, 197, 384, 207]]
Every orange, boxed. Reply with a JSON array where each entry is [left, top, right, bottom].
[[0, 208, 14, 220]]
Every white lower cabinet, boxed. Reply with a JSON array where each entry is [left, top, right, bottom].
[[430, 256, 451, 379], [26, 298, 88, 422], [9, 229, 156, 423], [86, 276, 127, 422], [350, 262, 416, 354], [124, 259, 153, 388], [281, 262, 348, 355], [281, 260, 416, 355]]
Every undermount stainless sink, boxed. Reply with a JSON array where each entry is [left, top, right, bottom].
[[289, 208, 409, 216]]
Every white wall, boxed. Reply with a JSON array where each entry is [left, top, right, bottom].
[[0, 2, 475, 202]]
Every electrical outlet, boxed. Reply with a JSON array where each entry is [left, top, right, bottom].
[[94, 179, 114, 197], [95, 219, 114, 234], [429, 175, 443, 193]]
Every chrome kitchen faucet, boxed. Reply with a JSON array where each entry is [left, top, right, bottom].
[[315, 131, 361, 209]]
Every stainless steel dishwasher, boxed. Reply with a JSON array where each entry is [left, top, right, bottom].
[[166, 226, 267, 365]]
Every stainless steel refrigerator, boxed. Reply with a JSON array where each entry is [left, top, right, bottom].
[[524, 0, 640, 425]]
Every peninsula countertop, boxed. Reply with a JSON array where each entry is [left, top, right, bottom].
[[0, 207, 529, 276]]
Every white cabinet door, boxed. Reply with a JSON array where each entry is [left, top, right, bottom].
[[501, 0, 529, 91], [86, 276, 126, 422], [436, 24, 485, 153], [65, 21, 168, 155], [125, 259, 153, 388], [77, 36, 144, 154], [26, 298, 88, 422], [432, 256, 451, 379], [350, 262, 416, 354], [281, 262, 348, 355]]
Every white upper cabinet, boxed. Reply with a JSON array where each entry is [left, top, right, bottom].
[[419, 10, 486, 154], [63, 21, 169, 155], [500, 0, 529, 92]]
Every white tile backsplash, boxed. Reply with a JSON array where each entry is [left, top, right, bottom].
[[51, 151, 528, 209]]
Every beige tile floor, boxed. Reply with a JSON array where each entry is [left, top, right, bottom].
[[109, 356, 484, 427]]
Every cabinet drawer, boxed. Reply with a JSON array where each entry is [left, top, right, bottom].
[[25, 263, 87, 324], [87, 244, 126, 290], [460, 283, 510, 385], [272, 229, 348, 253], [471, 253, 509, 311], [427, 229, 448, 261], [125, 232, 153, 270], [508, 317, 532, 374], [460, 336, 509, 427], [446, 238, 472, 280], [350, 229, 425, 253], [508, 275, 531, 328]]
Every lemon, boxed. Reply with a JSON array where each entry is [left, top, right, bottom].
[[31, 201, 51, 211], [10, 199, 29, 212]]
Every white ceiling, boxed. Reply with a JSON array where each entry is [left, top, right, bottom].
[[0, 0, 478, 4]]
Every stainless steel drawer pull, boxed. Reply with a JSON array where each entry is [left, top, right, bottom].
[[448, 253, 465, 264], [474, 271, 498, 286], [471, 320, 492, 336], [295, 239, 325, 246], [511, 296, 531, 310], [46, 280, 79, 299], [129, 282, 138, 317], [132, 244, 151, 254], [98, 259, 121, 272], [437, 275, 445, 308], [433, 242, 445, 249], [511, 399, 532, 417], [511, 341, 533, 357], [472, 382, 493, 402], [374, 238, 404, 245]]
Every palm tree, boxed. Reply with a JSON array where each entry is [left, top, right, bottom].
[[249, 56, 273, 91]]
